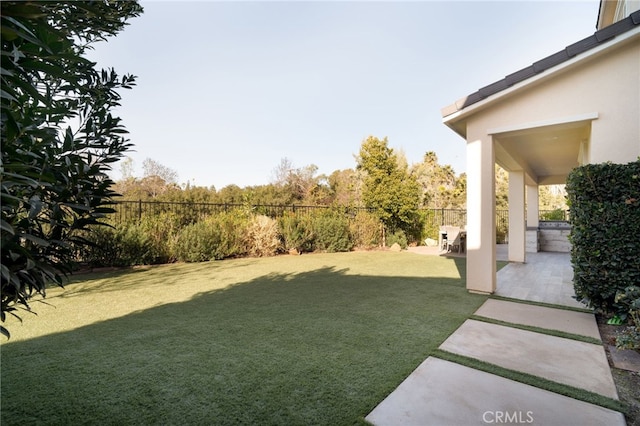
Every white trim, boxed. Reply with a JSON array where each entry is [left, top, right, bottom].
[[442, 27, 640, 129], [487, 112, 599, 135]]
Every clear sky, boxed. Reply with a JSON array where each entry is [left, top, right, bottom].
[[88, 0, 600, 189]]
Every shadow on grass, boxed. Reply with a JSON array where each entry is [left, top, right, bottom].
[[2, 266, 487, 426], [51, 259, 259, 299]]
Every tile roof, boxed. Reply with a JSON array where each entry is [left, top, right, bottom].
[[441, 10, 640, 118]]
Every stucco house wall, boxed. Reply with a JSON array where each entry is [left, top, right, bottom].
[[588, 41, 640, 163], [464, 33, 639, 168], [441, 5, 639, 293]]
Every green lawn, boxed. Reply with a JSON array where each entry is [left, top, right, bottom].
[[1, 251, 487, 425]]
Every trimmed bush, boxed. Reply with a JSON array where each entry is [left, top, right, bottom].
[[566, 161, 640, 316], [174, 211, 249, 262], [137, 212, 183, 264], [309, 210, 353, 253], [79, 212, 184, 267], [279, 212, 315, 253], [245, 215, 281, 257], [81, 224, 155, 267]]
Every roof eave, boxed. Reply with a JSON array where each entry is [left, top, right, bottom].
[[441, 10, 640, 128], [441, 25, 640, 133]]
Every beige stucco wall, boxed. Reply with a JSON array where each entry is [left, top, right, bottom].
[[464, 32, 640, 167], [588, 41, 640, 164], [454, 30, 639, 293]]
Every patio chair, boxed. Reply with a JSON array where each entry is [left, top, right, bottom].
[[445, 226, 462, 253], [439, 226, 448, 251]]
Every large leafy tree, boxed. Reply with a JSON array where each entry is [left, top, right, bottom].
[[270, 157, 330, 205], [411, 151, 463, 208], [1, 1, 143, 337], [356, 136, 421, 234], [328, 168, 363, 207]]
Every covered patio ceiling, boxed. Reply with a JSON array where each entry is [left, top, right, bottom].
[[490, 117, 592, 185]]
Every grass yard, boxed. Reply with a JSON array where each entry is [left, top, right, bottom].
[[1, 251, 487, 425]]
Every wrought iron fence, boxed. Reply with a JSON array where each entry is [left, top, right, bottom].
[[105, 200, 375, 224], [105, 200, 567, 244]]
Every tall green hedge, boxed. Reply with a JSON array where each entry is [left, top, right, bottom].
[[566, 160, 640, 314]]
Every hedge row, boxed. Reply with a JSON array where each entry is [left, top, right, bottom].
[[566, 160, 639, 348], [78, 209, 383, 267]]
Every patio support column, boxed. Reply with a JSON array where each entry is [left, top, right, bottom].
[[526, 185, 540, 253], [466, 136, 496, 294], [526, 185, 539, 228], [508, 171, 526, 262]]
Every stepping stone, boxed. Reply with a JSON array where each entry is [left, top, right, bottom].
[[439, 319, 618, 399], [608, 345, 640, 372], [366, 357, 625, 426], [474, 299, 600, 339]]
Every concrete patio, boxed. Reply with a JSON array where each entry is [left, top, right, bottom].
[[366, 249, 626, 426], [495, 251, 584, 309]]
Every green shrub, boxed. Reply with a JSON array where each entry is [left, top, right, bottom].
[[137, 212, 184, 264], [421, 209, 440, 241], [174, 212, 249, 262], [279, 212, 315, 253], [78, 212, 186, 267], [349, 211, 382, 249], [309, 210, 353, 253], [386, 229, 408, 249], [616, 321, 640, 350], [566, 161, 640, 314], [496, 215, 508, 244], [245, 215, 281, 257], [400, 211, 427, 245], [81, 224, 155, 267], [540, 208, 567, 221], [77, 226, 117, 267], [173, 222, 214, 262], [614, 286, 640, 350]]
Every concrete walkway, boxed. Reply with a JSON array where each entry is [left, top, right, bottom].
[[366, 251, 626, 426]]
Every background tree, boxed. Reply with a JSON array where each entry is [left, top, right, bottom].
[[451, 173, 467, 208], [271, 157, 295, 188], [270, 158, 330, 205], [356, 136, 421, 238], [217, 184, 245, 205], [328, 168, 363, 207], [285, 164, 320, 202], [492, 167, 568, 213], [112, 156, 138, 197], [1, 1, 143, 337], [143, 158, 178, 186], [410, 151, 461, 208], [141, 158, 179, 198], [112, 157, 180, 199], [495, 165, 510, 210], [539, 185, 568, 211], [120, 156, 136, 181]]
